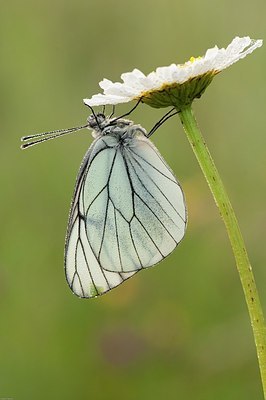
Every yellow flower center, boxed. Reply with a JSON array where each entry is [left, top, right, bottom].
[[189, 56, 202, 63]]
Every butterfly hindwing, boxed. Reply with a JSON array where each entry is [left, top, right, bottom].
[[64, 136, 139, 298]]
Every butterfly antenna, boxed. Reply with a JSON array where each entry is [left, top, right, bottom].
[[112, 98, 142, 122], [86, 105, 102, 130], [21, 124, 89, 149], [109, 105, 115, 119], [147, 108, 179, 138]]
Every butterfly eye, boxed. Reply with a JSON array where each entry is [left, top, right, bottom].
[[97, 113, 105, 119]]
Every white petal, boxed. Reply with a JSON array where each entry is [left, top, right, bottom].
[[104, 82, 134, 96], [221, 36, 263, 69], [204, 45, 219, 60], [121, 69, 146, 86], [84, 94, 132, 107], [155, 64, 178, 84], [99, 78, 115, 90]]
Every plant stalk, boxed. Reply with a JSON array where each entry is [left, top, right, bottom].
[[179, 104, 266, 398]]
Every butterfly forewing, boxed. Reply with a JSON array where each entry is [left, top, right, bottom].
[[65, 126, 186, 298]]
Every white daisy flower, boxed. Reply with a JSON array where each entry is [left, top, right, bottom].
[[84, 36, 262, 110]]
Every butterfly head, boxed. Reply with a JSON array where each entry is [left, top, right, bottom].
[[87, 113, 106, 131], [87, 113, 134, 139]]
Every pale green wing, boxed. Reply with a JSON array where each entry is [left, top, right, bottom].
[[65, 133, 187, 298], [86, 135, 186, 273], [64, 136, 138, 298]]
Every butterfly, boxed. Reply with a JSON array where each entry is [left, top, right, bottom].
[[21, 109, 187, 298]]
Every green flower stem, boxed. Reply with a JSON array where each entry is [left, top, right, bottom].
[[179, 105, 266, 398]]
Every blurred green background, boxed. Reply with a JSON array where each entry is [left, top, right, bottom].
[[1, 0, 266, 399]]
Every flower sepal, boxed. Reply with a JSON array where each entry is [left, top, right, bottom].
[[141, 72, 215, 109]]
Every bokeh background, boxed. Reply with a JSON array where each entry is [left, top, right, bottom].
[[1, 1, 266, 399]]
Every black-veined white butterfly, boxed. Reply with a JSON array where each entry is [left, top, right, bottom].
[[21, 109, 187, 298]]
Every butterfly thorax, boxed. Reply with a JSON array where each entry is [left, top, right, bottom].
[[88, 113, 147, 144]]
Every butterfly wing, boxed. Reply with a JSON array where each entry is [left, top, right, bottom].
[[64, 136, 139, 298], [94, 134, 187, 273], [65, 132, 187, 298], [118, 136, 187, 271]]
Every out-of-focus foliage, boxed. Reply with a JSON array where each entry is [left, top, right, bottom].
[[0, 1, 265, 399]]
